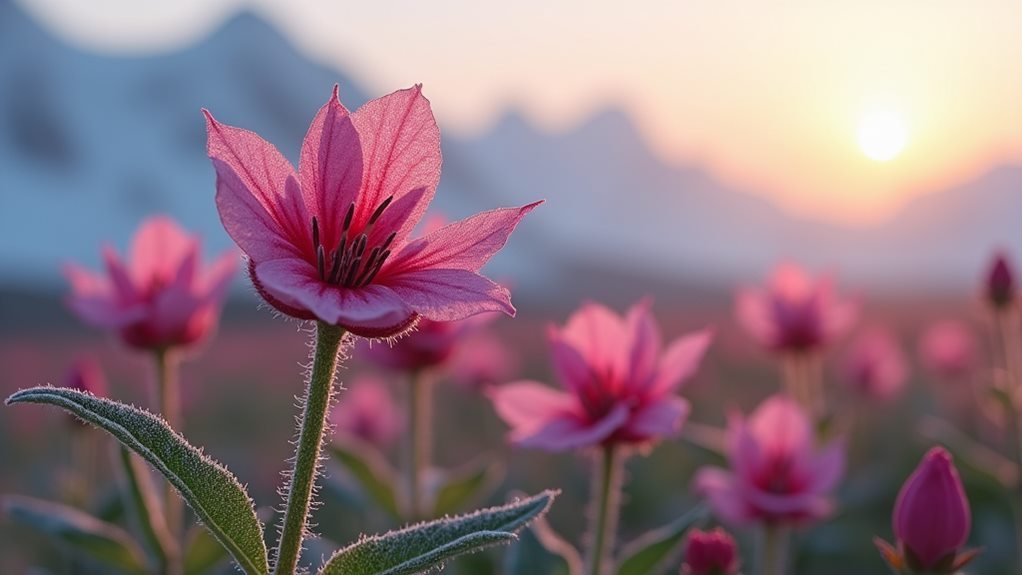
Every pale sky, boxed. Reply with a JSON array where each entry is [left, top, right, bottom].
[[19, 0, 1022, 223]]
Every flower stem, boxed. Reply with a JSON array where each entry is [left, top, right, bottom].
[[757, 522, 790, 575], [406, 370, 432, 520], [994, 309, 1022, 571], [587, 444, 623, 575], [154, 348, 183, 575], [782, 352, 822, 420], [273, 323, 346, 575]]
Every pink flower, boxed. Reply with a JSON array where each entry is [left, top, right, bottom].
[[204, 85, 539, 337], [875, 447, 977, 574], [331, 376, 402, 447], [65, 216, 236, 351], [918, 320, 977, 381], [694, 395, 845, 526], [449, 329, 519, 391], [490, 301, 712, 451], [736, 263, 856, 353], [682, 527, 740, 575], [63, 357, 107, 397], [840, 328, 908, 402], [363, 316, 484, 372], [985, 250, 1015, 309]]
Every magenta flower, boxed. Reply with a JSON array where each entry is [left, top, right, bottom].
[[985, 250, 1015, 309], [490, 300, 712, 451], [449, 329, 519, 391], [875, 447, 977, 574], [65, 216, 236, 351], [840, 328, 908, 402], [363, 316, 485, 372], [736, 263, 856, 353], [682, 527, 740, 575], [694, 395, 845, 526], [330, 375, 403, 447], [918, 320, 978, 381], [204, 85, 539, 337]]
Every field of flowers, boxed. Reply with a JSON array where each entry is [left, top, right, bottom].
[[1, 85, 1020, 575]]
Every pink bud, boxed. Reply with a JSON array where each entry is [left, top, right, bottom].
[[893, 447, 971, 570], [64, 357, 107, 397], [986, 251, 1015, 309], [682, 528, 740, 575]]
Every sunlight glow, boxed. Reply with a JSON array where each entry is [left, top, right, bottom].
[[857, 108, 908, 162]]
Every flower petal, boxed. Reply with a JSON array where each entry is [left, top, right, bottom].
[[205, 110, 309, 262], [385, 268, 514, 321], [694, 468, 754, 526], [489, 381, 576, 434], [805, 439, 846, 494], [129, 216, 198, 285], [199, 251, 238, 304], [102, 246, 137, 301], [350, 85, 440, 238], [516, 403, 630, 452], [254, 259, 413, 332], [624, 299, 662, 386], [385, 202, 542, 275], [624, 396, 690, 440], [747, 395, 812, 456], [549, 330, 596, 395], [648, 329, 713, 395], [64, 264, 145, 328], [558, 302, 629, 380], [735, 288, 777, 347]]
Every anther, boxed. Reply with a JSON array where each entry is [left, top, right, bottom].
[[312, 216, 320, 248], [368, 195, 394, 225], [316, 245, 326, 279]]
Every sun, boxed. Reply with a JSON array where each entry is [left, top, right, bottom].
[[857, 108, 908, 162]]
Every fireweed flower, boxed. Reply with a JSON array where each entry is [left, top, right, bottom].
[[490, 301, 712, 451], [330, 375, 402, 447], [841, 328, 908, 402], [986, 251, 1015, 310], [205, 85, 538, 338], [65, 216, 236, 351], [694, 395, 845, 526], [363, 316, 486, 372], [918, 320, 978, 381], [735, 263, 856, 353], [682, 527, 740, 575], [875, 447, 977, 574], [449, 329, 518, 391]]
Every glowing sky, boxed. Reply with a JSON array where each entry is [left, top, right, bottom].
[[19, 0, 1022, 223]]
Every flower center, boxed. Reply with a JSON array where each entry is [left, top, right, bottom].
[[311, 196, 396, 288]]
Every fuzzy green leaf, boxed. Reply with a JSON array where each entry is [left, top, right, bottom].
[[432, 459, 504, 517], [318, 490, 558, 575], [328, 440, 402, 519], [3, 495, 148, 574], [616, 505, 706, 575], [6, 387, 269, 575]]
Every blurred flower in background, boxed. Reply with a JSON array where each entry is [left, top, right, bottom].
[[918, 320, 979, 382], [64, 216, 236, 352], [840, 327, 909, 402], [985, 251, 1016, 310], [681, 527, 740, 575], [363, 316, 488, 373], [331, 375, 403, 448], [447, 328, 519, 391]]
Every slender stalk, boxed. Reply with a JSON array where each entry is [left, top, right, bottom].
[[273, 323, 346, 575], [154, 348, 183, 573], [119, 446, 178, 575], [406, 370, 432, 520], [782, 352, 823, 420], [993, 308, 1022, 571], [587, 444, 623, 575], [757, 522, 790, 575]]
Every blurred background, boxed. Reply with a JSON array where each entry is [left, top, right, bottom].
[[2, 0, 1021, 573]]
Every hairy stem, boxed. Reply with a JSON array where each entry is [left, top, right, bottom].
[[757, 522, 790, 575], [406, 370, 432, 519], [587, 444, 623, 575], [154, 348, 183, 575], [273, 322, 345, 575]]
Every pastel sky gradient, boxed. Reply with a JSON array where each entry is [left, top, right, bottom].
[[19, 0, 1022, 223]]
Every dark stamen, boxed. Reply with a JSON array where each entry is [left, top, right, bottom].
[[343, 255, 362, 286], [368, 195, 394, 225], [312, 216, 321, 248], [342, 203, 355, 233], [359, 249, 390, 287], [327, 238, 345, 283], [353, 234, 367, 258], [355, 247, 382, 286], [316, 245, 326, 279]]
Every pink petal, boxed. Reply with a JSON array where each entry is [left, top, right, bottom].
[[624, 396, 690, 439], [805, 440, 846, 494], [384, 268, 514, 321], [517, 403, 630, 452], [102, 246, 137, 301], [64, 264, 144, 328], [747, 395, 812, 456], [694, 468, 754, 526], [129, 216, 197, 285], [489, 381, 576, 432], [738, 482, 832, 520], [298, 85, 362, 246], [364, 187, 428, 252], [648, 329, 713, 395], [549, 331, 596, 395], [205, 110, 310, 262], [735, 288, 776, 347], [727, 416, 764, 481], [254, 258, 413, 331], [350, 85, 440, 239], [385, 203, 542, 275], [199, 251, 238, 303], [558, 302, 629, 381], [624, 299, 662, 384]]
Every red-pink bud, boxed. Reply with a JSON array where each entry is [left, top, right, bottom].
[[682, 527, 740, 575], [893, 447, 971, 571], [986, 251, 1015, 309], [64, 357, 107, 397]]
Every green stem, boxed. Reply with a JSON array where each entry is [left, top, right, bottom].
[[119, 446, 178, 575], [757, 523, 790, 575], [154, 349, 183, 575], [587, 444, 623, 575], [273, 323, 345, 575], [406, 370, 432, 520]]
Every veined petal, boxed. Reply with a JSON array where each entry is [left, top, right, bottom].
[[205, 110, 310, 262], [350, 85, 440, 236], [489, 382, 576, 433], [559, 302, 629, 381], [385, 268, 514, 321], [298, 85, 362, 246], [385, 202, 542, 275], [516, 403, 630, 452], [648, 329, 713, 395], [254, 259, 414, 333], [129, 216, 197, 285]]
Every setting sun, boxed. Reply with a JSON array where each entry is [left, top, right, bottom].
[[857, 108, 908, 162]]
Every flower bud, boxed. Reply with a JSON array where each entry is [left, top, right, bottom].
[[986, 251, 1015, 309], [682, 528, 740, 575], [63, 358, 107, 429]]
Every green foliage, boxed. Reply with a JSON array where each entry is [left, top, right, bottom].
[[184, 525, 229, 575], [503, 514, 579, 575], [2, 494, 148, 574], [328, 440, 402, 519], [616, 505, 707, 575], [317, 490, 557, 575], [6, 387, 269, 575], [432, 458, 504, 517]]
